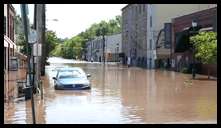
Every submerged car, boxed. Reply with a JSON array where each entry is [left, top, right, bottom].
[[53, 67, 91, 90]]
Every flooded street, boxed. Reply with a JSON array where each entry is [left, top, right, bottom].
[[4, 57, 217, 124]]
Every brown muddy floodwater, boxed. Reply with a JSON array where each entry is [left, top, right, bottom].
[[4, 58, 217, 124]]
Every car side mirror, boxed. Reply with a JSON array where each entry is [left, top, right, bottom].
[[87, 74, 91, 78], [52, 77, 57, 80]]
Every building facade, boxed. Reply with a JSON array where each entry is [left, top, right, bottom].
[[105, 33, 122, 62], [86, 33, 122, 62], [4, 4, 17, 101], [121, 4, 217, 69], [122, 4, 150, 68], [171, 7, 217, 76], [152, 4, 217, 69], [4, 4, 16, 71], [86, 36, 103, 62]]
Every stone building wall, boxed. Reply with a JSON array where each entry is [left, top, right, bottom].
[[122, 4, 148, 67]]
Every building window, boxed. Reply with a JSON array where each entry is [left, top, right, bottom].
[[12, 17, 14, 42], [150, 39, 152, 50], [4, 16, 6, 35], [143, 5, 145, 12], [150, 16, 152, 27], [139, 5, 141, 14]]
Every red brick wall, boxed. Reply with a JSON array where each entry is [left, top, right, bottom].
[[201, 64, 217, 77], [173, 7, 217, 33], [172, 7, 217, 55]]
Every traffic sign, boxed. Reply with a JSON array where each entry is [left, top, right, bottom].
[[28, 29, 37, 44]]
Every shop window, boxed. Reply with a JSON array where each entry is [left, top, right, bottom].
[[143, 5, 145, 12], [139, 5, 141, 14]]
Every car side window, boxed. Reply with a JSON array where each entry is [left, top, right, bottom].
[[56, 71, 59, 78]]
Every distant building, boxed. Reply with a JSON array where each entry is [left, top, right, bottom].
[[121, 4, 217, 69], [86, 33, 122, 62]]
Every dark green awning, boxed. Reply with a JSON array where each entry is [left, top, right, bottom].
[[175, 26, 201, 53]]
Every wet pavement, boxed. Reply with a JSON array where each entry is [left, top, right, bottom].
[[4, 57, 217, 124]]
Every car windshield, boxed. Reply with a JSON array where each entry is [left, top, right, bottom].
[[58, 70, 85, 79]]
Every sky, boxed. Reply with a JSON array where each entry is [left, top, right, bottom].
[[12, 4, 126, 39]]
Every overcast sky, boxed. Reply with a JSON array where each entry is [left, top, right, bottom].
[[12, 4, 126, 39]]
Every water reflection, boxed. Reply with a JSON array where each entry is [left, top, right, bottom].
[[4, 58, 217, 124]]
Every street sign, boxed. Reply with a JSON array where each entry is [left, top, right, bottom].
[[28, 29, 37, 44], [153, 50, 157, 60], [33, 43, 42, 56], [164, 23, 172, 48]]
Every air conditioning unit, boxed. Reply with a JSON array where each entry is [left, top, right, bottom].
[[9, 57, 18, 71]]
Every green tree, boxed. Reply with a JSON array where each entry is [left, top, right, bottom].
[[190, 31, 217, 78], [15, 15, 27, 54], [45, 30, 60, 59], [16, 33, 27, 54], [51, 15, 122, 59]]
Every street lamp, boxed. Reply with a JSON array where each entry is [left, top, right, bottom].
[[46, 19, 58, 22], [191, 20, 197, 79], [46, 19, 58, 28], [101, 27, 106, 65]]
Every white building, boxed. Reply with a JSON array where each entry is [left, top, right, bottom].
[[86, 33, 122, 62]]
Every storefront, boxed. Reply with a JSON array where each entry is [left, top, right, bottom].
[[171, 7, 217, 76]]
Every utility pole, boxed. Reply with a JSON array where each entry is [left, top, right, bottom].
[[35, 4, 44, 99], [102, 34, 105, 65], [102, 27, 106, 65], [36, 4, 46, 76], [191, 20, 198, 79], [21, 4, 36, 124]]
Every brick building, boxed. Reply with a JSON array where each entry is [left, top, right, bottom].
[[4, 4, 17, 101], [171, 7, 217, 76]]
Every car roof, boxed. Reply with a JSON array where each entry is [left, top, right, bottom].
[[57, 67, 83, 72]]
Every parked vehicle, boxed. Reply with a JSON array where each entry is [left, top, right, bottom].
[[53, 67, 91, 90]]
